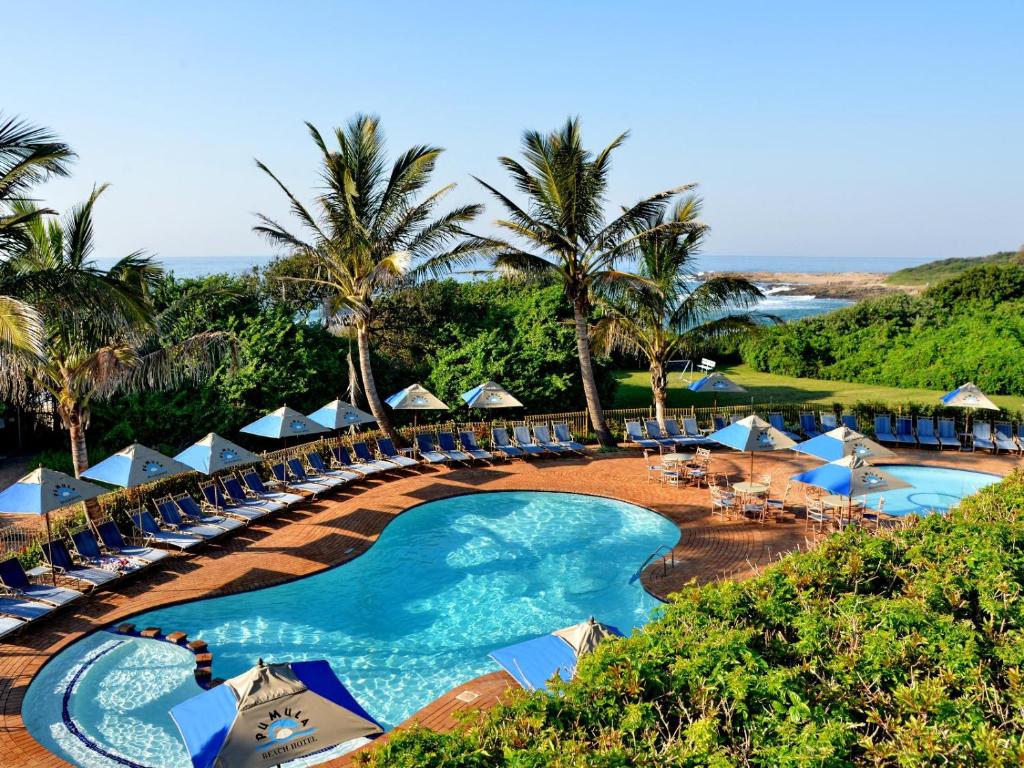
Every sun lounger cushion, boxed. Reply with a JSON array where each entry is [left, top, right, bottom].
[[43, 540, 120, 587], [377, 439, 420, 468], [95, 521, 168, 564], [491, 428, 525, 458], [0, 558, 82, 605], [552, 423, 586, 452]]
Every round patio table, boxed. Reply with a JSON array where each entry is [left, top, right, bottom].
[[661, 452, 695, 465], [733, 481, 769, 495], [821, 494, 864, 510]]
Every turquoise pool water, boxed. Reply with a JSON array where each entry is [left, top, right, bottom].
[[864, 465, 998, 516], [24, 491, 679, 768]]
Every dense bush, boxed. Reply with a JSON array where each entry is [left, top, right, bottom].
[[364, 471, 1024, 766]]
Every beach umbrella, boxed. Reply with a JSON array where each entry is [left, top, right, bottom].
[[175, 433, 261, 475], [791, 455, 912, 523], [170, 658, 383, 768], [940, 382, 1000, 411], [688, 372, 747, 394], [0, 468, 107, 585], [240, 406, 329, 441], [707, 413, 797, 479], [81, 443, 193, 488], [307, 399, 376, 430], [385, 383, 448, 427], [460, 381, 523, 409], [552, 617, 619, 655], [793, 426, 896, 463]]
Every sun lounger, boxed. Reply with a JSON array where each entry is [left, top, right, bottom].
[[0, 557, 83, 606], [553, 423, 586, 454], [95, 521, 169, 565], [873, 415, 897, 444], [915, 417, 940, 448], [332, 446, 385, 476], [354, 441, 405, 471], [459, 431, 495, 461], [241, 469, 304, 506], [220, 475, 287, 513], [42, 539, 120, 589], [377, 439, 421, 468], [894, 417, 916, 446], [174, 493, 247, 532], [711, 415, 728, 432], [820, 413, 838, 430], [841, 414, 858, 431], [994, 422, 1016, 453], [200, 480, 274, 522], [438, 432, 473, 463], [70, 529, 149, 574], [625, 420, 661, 450], [307, 452, 361, 482], [0, 614, 29, 640], [287, 457, 347, 490], [681, 417, 714, 445], [491, 428, 526, 459], [642, 419, 677, 447], [1018, 424, 1024, 454], [513, 425, 549, 456], [767, 413, 800, 441], [533, 425, 570, 454], [130, 509, 204, 550], [414, 433, 451, 464], [799, 412, 822, 438], [269, 462, 325, 495], [937, 418, 962, 450], [154, 497, 228, 540], [972, 422, 996, 452], [0, 595, 54, 622], [661, 418, 693, 447]]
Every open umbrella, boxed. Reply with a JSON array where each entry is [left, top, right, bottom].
[[175, 433, 261, 475], [688, 372, 747, 394], [81, 443, 193, 488], [460, 381, 523, 409], [940, 382, 1000, 440], [385, 383, 448, 427], [307, 399, 376, 430], [791, 455, 912, 524], [707, 413, 796, 479], [240, 406, 329, 441], [0, 468, 107, 585], [170, 659, 382, 768], [793, 426, 895, 462]]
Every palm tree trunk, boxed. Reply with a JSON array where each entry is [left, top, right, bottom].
[[573, 297, 614, 447], [64, 405, 89, 478], [650, 360, 668, 427], [356, 322, 396, 441]]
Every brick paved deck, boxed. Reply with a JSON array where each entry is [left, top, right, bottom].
[[0, 448, 1013, 767]]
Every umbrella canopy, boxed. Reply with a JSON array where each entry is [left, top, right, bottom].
[[460, 380, 523, 409], [791, 455, 912, 497], [240, 406, 329, 440], [707, 413, 797, 453], [0, 468, 107, 515], [175, 433, 261, 475], [385, 383, 448, 410], [940, 382, 1000, 411], [81, 443, 193, 488], [308, 399, 377, 429], [688, 372, 747, 393], [170, 659, 382, 768], [552, 617, 620, 655], [793, 426, 896, 463]]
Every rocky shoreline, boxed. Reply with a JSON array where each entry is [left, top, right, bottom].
[[706, 271, 915, 301]]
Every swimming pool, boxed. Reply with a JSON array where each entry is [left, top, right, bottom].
[[25, 491, 679, 768], [859, 464, 998, 516]]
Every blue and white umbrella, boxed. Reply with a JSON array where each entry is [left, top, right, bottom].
[[688, 372, 747, 394], [170, 659, 382, 768], [940, 382, 1000, 411], [308, 399, 377, 429], [793, 426, 895, 463], [460, 381, 523, 409], [81, 443, 193, 488], [175, 433, 261, 475], [707, 413, 797, 478], [791, 454, 911, 498], [240, 406, 329, 440], [385, 383, 448, 411]]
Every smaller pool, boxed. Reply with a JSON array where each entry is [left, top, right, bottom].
[[865, 464, 998, 517]]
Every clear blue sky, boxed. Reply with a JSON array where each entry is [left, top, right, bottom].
[[5, 0, 1022, 264]]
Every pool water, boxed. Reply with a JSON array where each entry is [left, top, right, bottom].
[[865, 465, 998, 516], [25, 491, 679, 768]]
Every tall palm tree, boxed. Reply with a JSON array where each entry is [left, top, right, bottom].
[[476, 117, 698, 446], [1, 186, 233, 475], [253, 115, 482, 439], [0, 114, 75, 360], [594, 195, 764, 424]]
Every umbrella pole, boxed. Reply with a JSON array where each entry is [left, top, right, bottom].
[[749, 451, 755, 481], [45, 512, 56, 587]]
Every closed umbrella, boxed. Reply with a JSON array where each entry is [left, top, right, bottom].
[[240, 406, 329, 441], [307, 399, 376, 430], [793, 426, 895, 462], [175, 433, 261, 475], [81, 443, 193, 488], [707, 413, 796, 479], [460, 381, 523, 409]]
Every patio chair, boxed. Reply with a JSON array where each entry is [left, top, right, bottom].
[[937, 418, 962, 450], [513, 425, 548, 456], [915, 417, 940, 448], [820, 413, 838, 431], [767, 413, 800, 441], [220, 474, 288, 513], [174, 492, 246, 532], [643, 419, 677, 447], [459, 431, 494, 461], [130, 509, 205, 550], [70, 527, 152, 579], [804, 497, 833, 534], [873, 415, 897, 444], [153, 497, 229, 540], [860, 498, 886, 531], [437, 431, 473, 463], [491, 427, 526, 459], [200, 480, 274, 522], [741, 493, 770, 524], [709, 486, 738, 519], [972, 421, 996, 452], [766, 482, 791, 520], [841, 413, 859, 431], [799, 412, 822, 438], [682, 417, 714, 445], [625, 420, 661, 450], [307, 451, 361, 482], [533, 425, 570, 454], [994, 422, 1017, 453], [711, 415, 728, 432], [644, 449, 662, 483], [894, 417, 917, 446], [240, 468, 304, 506], [42, 539, 120, 589], [0, 557, 82, 606], [332, 445, 385, 476], [94, 520, 169, 565], [415, 433, 451, 464], [553, 423, 586, 454], [376, 438, 421, 468], [286, 457, 348, 490], [353, 441, 404, 471]]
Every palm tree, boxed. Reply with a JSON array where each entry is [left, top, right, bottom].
[[253, 115, 482, 439], [1, 186, 233, 475], [476, 117, 698, 446], [593, 195, 764, 425], [0, 114, 75, 360]]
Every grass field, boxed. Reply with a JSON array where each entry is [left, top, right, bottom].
[[885, 250, 1017, 286], [612, 364, 1022, 410]]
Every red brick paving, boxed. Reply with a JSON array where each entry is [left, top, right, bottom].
[[0, 448, 1014, 767]]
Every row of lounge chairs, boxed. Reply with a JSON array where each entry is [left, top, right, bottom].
[[873, 415, 1024, 453], [626, 418, 714, 450]]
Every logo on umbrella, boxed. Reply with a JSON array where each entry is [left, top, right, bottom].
[[219, 449, 238, 462], [963, 395, 979, 404], [51, 483, 81, 501], [343, 411, 358, 422], [712, 381, 728, 390], [255, 708, 317, 753], [861, 472, 885, 487], [756, 431, 774, 447], [289, 420, 307, 432], [853, 443, 870, 456], [486, 393, 503, 403], [143, 461, 166, 477], [412, 395, 428, 405]]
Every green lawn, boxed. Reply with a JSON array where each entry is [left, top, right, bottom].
[[612, 364, 1022, 410]]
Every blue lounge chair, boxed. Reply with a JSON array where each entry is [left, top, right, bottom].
[[642, 419, 676, 447], [994, 422, 1017, 453], [681, 417, 714, 445], [154, 497, 228, 541], [288, 457, 348, 490], [553, 423, 586, 454], [332, 446, 385, 476], [661, 418, 692, 447], [533, 425, 570, 454], [352, 441, 403, 471], [131, 509, 204, 550], [799, 412, 822, 438], [820, 413, 838, 431], [307, 452, 361, 483], [841, 413, 858, 431], [767, 413, 800, 441], [415, 433, 451, 464], [972, 422, 995, 452], [0, 614, 29, 640], [0, 594, 54, 622], [377, 438, 421, 468], [915, 417, 940, 448], [174, 493, 246, 532], [42, 539, 120, 589], [711, 415, 728, 432], [220, 474, 287, 513], [240, 468, 304, 506], [625, 421, 661, 450], [491, 428, 526, 459], [438, 432, 473, 463], [874, 415, 897, 444], [70, 528, 150, 574], [937, 418, 962, 450], [459, 431, 495, 461], [1018, 423, 1024, 454], [199, 480, 273, 521], [894, 417, 916, 446], [513, 425, 549, 456], [0, 557, 83, 606], [95, 521, 169, 565]]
